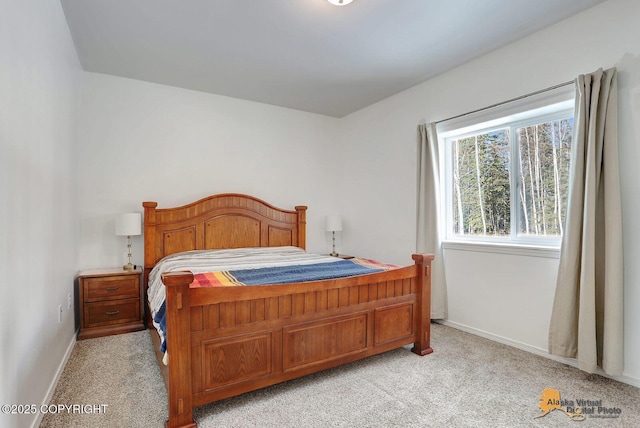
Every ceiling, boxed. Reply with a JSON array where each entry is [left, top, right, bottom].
[[61, 0, 604, 118]]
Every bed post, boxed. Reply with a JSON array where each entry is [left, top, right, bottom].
[[295, 205, 307, 250], [143, 202, 158, 273], [411, 254, 435, 356], [162, 271, 197, 428], [143, 202, 158, 326]]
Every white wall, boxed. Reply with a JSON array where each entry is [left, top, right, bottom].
[[0, 1, 82, 427], [337, 0, 640, 385], [76, 73, 341, 270]]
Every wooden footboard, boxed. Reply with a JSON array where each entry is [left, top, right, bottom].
[[161, 254, 433, 428]]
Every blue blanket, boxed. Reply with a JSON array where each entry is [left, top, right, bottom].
[[154, 259, 385, 352]]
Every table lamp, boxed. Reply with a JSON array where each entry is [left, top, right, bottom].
[[115, 212, 142, 271], [325, 215, 342, 257]]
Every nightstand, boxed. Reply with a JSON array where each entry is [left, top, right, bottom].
[[330, 254, 354, 259], [76, 267, 145, 340]]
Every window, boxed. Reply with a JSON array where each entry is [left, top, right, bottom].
[[439, 90, 574, 247]]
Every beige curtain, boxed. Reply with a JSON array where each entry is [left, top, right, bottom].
[[548, 68, 623, 375], [417, 123, 446, 319]]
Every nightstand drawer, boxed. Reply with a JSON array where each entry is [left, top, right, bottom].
[[84, 275, 139, 302], [83, 300, 141, 328]]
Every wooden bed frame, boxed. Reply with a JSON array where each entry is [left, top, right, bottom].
[[143, 193, 434, 428]]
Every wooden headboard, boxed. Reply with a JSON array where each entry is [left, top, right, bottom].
[[142, 193, 307, 272]]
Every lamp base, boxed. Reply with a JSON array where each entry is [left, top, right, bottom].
[[123, 263, 135, 271], [329, 252, 339, 257]]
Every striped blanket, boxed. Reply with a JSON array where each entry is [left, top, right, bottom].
[[151, 250, 398, 354], [189, 258, 397, 287]]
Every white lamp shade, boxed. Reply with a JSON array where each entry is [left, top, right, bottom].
[[115, 213, 142, 236], [325, 215, 343, 232], [328, 0, 353, 5]]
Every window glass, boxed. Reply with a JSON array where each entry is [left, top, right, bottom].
[[451, 129, 510, 237], [517, 118, 573, 238]]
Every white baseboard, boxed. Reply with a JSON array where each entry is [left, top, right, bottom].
[[30, 334, 76, 428], [436, 320, 640, 389]]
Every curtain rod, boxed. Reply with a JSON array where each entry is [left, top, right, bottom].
[[435, 79, 575, 125]]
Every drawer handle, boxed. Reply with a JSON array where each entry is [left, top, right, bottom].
[[105, 286, 120, 291], [106, 311, 120, 316]]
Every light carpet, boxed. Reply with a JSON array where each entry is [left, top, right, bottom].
[[41, 323, 640, 427]]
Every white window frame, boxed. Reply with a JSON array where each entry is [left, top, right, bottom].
[[437, 86, 575, 254]]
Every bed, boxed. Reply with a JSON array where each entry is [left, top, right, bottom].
[[143, 193, 434, 428]]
